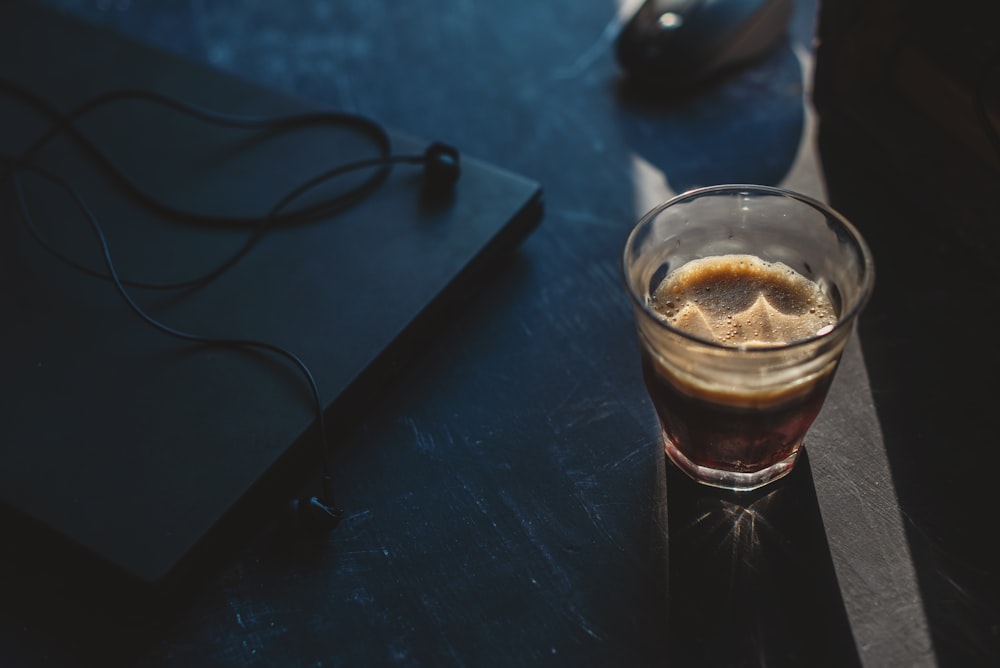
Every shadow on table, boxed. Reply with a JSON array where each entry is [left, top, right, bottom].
[[612, 34, 806, 194], [817, 124, 1000, 664], [664, 450, 861, 666]]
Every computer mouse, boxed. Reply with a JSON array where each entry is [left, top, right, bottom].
[[615, 0, 795, 90]]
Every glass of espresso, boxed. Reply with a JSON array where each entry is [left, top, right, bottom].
[[623, 185, 875, 491]]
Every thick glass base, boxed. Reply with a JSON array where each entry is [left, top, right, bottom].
[[663, 436, 800, 492]]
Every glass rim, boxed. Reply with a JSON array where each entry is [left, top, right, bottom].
[[622, 184, 876, 353]]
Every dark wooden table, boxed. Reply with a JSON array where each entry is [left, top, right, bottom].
[[3, 0, 998, 665]]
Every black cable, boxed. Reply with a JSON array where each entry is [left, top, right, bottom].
[[3, 80, 459, 529], [0, 81, 395, 225], [0, 82, 447, 528], [0, 80, 425, 292]]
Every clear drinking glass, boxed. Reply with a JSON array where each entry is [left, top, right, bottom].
[[623, 185, 875, 491]]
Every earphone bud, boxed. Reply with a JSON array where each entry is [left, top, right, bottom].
[[422, 141, 461, 195], [287, 474, 344, 530], [288, 496, 345, 530]]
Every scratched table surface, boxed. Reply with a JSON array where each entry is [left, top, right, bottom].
[[3, 0, 999, 666]]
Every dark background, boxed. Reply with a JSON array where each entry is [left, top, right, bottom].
[[2, 0, 999, 665]]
